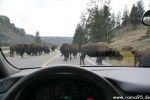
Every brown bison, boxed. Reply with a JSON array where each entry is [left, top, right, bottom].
[[80, 42, 123, 65], [60, 43, 79, 61], [26, 44, 40, 56], [26, 44, 50, 56], [43, 45, 50, 54], [69, 44, 79, 59], [51, 46, 56, 52], [60, 43, 71, 61], [10, 44, 28, 58], [96, 57, 104, 65], [132, 48, 150, 67]]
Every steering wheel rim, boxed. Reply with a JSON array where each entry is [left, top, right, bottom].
[[2, 65, 120, 100]]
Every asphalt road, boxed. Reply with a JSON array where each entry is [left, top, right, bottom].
[[5, 50, 111, 69]]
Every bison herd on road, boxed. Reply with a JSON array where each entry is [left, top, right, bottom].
[[9, 44, 55, 58], [60, 42, 123, 65], [9, 42, 150, 67]]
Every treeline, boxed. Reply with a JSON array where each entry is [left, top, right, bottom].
[[73, 0, 145, 45]]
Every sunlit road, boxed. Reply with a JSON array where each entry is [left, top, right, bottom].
[[5, 50, 111, 69]]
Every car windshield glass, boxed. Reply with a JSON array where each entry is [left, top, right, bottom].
[[0, 0, 150, 69]]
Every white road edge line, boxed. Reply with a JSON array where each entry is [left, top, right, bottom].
[[85, 58, 97, 65], [86, 58, 112, 66], [41, 54, 60, 67]]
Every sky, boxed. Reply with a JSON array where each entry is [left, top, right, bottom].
[[0, 0, 149, 37]]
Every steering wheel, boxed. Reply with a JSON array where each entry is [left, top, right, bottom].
[[2, 65, 120, 100]]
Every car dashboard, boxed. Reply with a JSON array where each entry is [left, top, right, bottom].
[[0, 67, 150, 100], [18, 75, 105, 100]]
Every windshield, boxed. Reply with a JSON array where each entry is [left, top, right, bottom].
[[0, 0, 150, 69]]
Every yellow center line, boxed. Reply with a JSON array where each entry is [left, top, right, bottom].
[[41, 54, 60, 67]]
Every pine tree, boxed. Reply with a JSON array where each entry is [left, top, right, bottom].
[[116, 11, 121, 29], [34, 31, 41, 44], [130, 4, 138, 29], [103, 4, 115, 43], [72, 24, 86, 45], [86, 6, 106, 42], [73, 12, 87, 45], [122, 5, 130, 26], [137, 0, 145, 23], [73, 0, 115, 43], [108, 13, 116, 42]]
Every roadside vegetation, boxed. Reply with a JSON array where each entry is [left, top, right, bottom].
[[73, 0, 149, 66]]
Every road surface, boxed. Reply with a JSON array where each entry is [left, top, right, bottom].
[[4, 50, 111, 69]]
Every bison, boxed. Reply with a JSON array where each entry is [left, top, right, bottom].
[[10, 44, 28, 58], [60, 43, 79, 61], [51, 46, 56, 52], [96, 57, 104, 65], [80, 42, 123, 65], [60, 43, 71, 61], [132, 48, 150, 67], [26, 44, 39, 56], [26, 43, 48, 56], [43, 45, 50, 54], [69, 44, 79, 59]]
